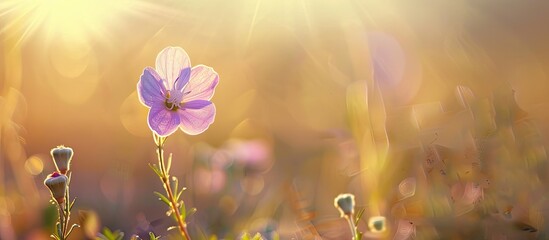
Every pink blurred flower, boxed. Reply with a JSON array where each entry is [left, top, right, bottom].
[[227, 139, 272, 169], [137, 47, 219, 136], [194, 167, 226, 194]]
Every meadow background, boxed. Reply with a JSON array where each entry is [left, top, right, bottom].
[[1, 0, 549, 239]]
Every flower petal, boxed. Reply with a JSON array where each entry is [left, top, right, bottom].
[[155, 47, 191, 90], [137, 67, 165, 107], [148, 105, 180, 137], [175, 67, 191, 92], [183, 100, 212, 109], [178, 101, 216, 135], [182, 65, 219, 102]]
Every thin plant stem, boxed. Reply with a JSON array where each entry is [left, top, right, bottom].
[[156, 136, 191, 240], [63, 178, 70, 238], [64, 202, 70, 237], [55, 173, 76, 240], [57, 203, 65, 240], [345, 214, 357, 240]]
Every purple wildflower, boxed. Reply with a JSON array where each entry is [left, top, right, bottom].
[[137, 47, 219, 136]]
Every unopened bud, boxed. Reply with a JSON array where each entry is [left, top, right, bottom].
[[51, 146, 73, 174], [334, 193, 355, 217], [44, 172, 68, 204], [368, 216, 387, 233]]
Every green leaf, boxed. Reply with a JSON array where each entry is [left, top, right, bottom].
[[66, 224, 80, 237], [102, 227, 114, 239], [355, 208, 365, 226], [356, 231, 363, 240], [69, 198, 77, 211], [98, 227, 125, 240], [187, 207, 197, 217], [149, 232, 160, 240], [153, 192, 170, 206], [172, 177, 179, 200], [167, 226, 178, 232], [166, 153, 173, 173], [180, 201, 187, 221], [176, 187, 187, 200], [148, 163, 162, 178]]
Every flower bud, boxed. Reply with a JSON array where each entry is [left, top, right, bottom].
[[44, 172, 68, 204], [368, 216, 387, 233], [51, 146, 73, 174], [334, 193, 355, 217]]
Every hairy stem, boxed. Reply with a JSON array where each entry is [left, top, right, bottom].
[[157, 136, 191, 240], [57, 203, 65, 240], [63, 182, 70, 238]]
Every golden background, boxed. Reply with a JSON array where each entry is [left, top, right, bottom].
[[1, 0, 549, 239]]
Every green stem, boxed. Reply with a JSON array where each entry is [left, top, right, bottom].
[[57, 203, 65, 240], [64, 184, 70, 238], [57, 173, 75, 240], [345, 214, 357, 240], [64, 203, 69, 238], [157, 136, 191, 240]]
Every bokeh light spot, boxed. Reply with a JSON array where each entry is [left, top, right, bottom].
[[49, 37, 92, 78], [120, 91, 151, 137], [218, 195, 237, 215], [240, 175, 264, 196], [24, 155, 44, 176]]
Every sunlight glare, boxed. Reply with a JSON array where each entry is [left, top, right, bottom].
[[0, 0, 131, 44]]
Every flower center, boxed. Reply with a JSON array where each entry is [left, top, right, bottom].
[[164, 91, 182, 111], [165, 101, 179, 111]]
